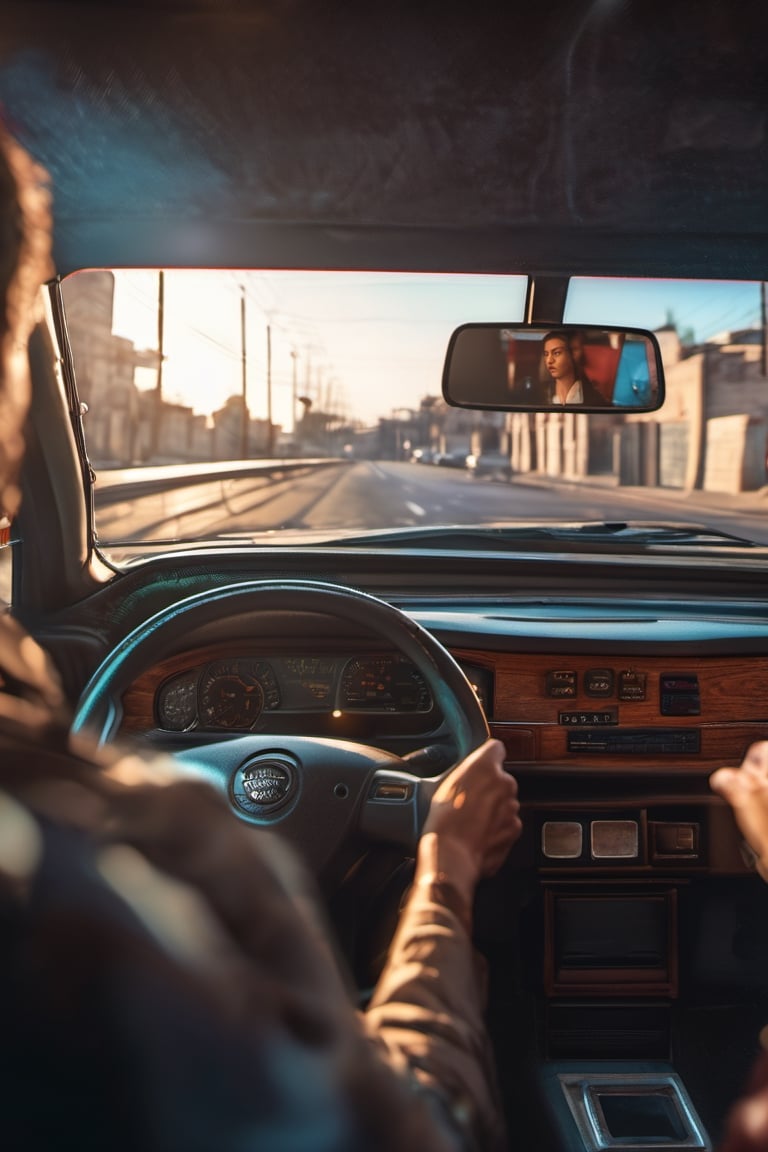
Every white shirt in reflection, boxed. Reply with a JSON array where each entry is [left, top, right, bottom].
[[551, 381, 583, 405]]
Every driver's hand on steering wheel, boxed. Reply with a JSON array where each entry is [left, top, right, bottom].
[[417, 739, 522, 915]]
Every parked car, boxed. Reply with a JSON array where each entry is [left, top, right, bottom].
[[4, 3, 768, 1150], [465, 451, 513, 480], [435, 447, 471, 468]]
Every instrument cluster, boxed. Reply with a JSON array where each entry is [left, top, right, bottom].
[[155, 652, 433, 732]]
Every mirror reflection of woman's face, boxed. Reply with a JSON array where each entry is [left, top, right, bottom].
[[543, 338, 574, 380]]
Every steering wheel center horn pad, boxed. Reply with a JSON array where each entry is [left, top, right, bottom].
[[233, 752, 299, 817]]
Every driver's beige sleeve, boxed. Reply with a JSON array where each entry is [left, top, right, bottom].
[[363, 877, 508, 1152]]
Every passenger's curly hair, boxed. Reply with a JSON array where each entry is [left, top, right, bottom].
[[0, 126, 52, 518]]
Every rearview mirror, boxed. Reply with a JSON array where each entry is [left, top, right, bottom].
[[442, 324, 664, 413]]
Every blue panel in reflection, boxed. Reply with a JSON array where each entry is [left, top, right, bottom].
[[613, 341, 651, 406]]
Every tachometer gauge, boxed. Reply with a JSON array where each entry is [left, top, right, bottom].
[[340, 656, 431, 712], [198, 659, 278, 729]]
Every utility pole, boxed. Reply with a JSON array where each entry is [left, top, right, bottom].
[[266, 323, 274, 456], [240, 285, 248, 458], [290, 348, 298, 434], [150, 270, 164, 459]]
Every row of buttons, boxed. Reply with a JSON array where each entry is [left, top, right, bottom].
[[542, 818, 700, 861], [546, 670, 702, 715], [546, 669, 647, 700]]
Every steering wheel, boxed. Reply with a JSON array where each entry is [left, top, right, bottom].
[[72, 580, 490, 875]]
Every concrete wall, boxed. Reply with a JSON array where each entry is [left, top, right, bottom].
[[662, 352, 705, 489], [703, 414, 766, 493], [658, 423, 688, 488]]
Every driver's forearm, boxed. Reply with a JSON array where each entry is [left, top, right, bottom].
[[363, 842, 506, 1152], [409, 832, 478, 931]]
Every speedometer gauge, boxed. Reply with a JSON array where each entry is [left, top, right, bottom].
[[198, 659, 278, 730], [340, 656, 431, 712]]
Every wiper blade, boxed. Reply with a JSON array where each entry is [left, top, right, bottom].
[[102, 521, 761, 554], [568, 521, 759, 547], [330, 522, 760, 550], [327, 526, 557, 550]]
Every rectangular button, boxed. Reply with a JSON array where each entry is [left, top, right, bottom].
[[591, 820, 639, 859], [660, 674, 700, 716], [559, 710, 618, 726], [585, 668, 614, 697], [542, 821, 583, 859], [618, 671, 646, 701], [653, 822, 699, 857], [372, 782, 411, 801], [546, 671, 577, 698], [661, 693, 701, 716]]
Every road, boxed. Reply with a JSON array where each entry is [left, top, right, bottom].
[[94, 460, 768, 545]]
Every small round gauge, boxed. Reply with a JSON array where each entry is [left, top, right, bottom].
[[198, 659, 276, 730], [157, 671, 198, 731], [340, 656, 431, 712]]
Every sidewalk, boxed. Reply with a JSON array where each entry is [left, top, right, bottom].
[[513, 470, 768, 515]]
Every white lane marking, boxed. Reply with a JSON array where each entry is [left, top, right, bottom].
[[366, 465, 424, 517]]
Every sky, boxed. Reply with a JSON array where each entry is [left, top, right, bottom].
[[108, 270, 762, 432]]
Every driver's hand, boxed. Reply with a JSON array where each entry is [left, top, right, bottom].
[[711, 741, 768, 883], [420, 738, 522, 894]]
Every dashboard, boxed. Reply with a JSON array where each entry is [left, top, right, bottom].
[[114, 604, 767, 883], [119, 623, 768, 776], [64, 571, 767, 885], [113, 593, 768, 883]]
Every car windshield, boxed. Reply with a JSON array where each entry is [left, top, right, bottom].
[[61, 270, 768, 562]]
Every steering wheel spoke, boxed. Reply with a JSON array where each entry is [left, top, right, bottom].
[[360, 767, 440, 850]]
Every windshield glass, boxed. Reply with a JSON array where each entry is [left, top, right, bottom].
[[60, 271, 768, 560]]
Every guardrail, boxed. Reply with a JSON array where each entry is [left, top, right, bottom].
[[92, 457, 348, 503]]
